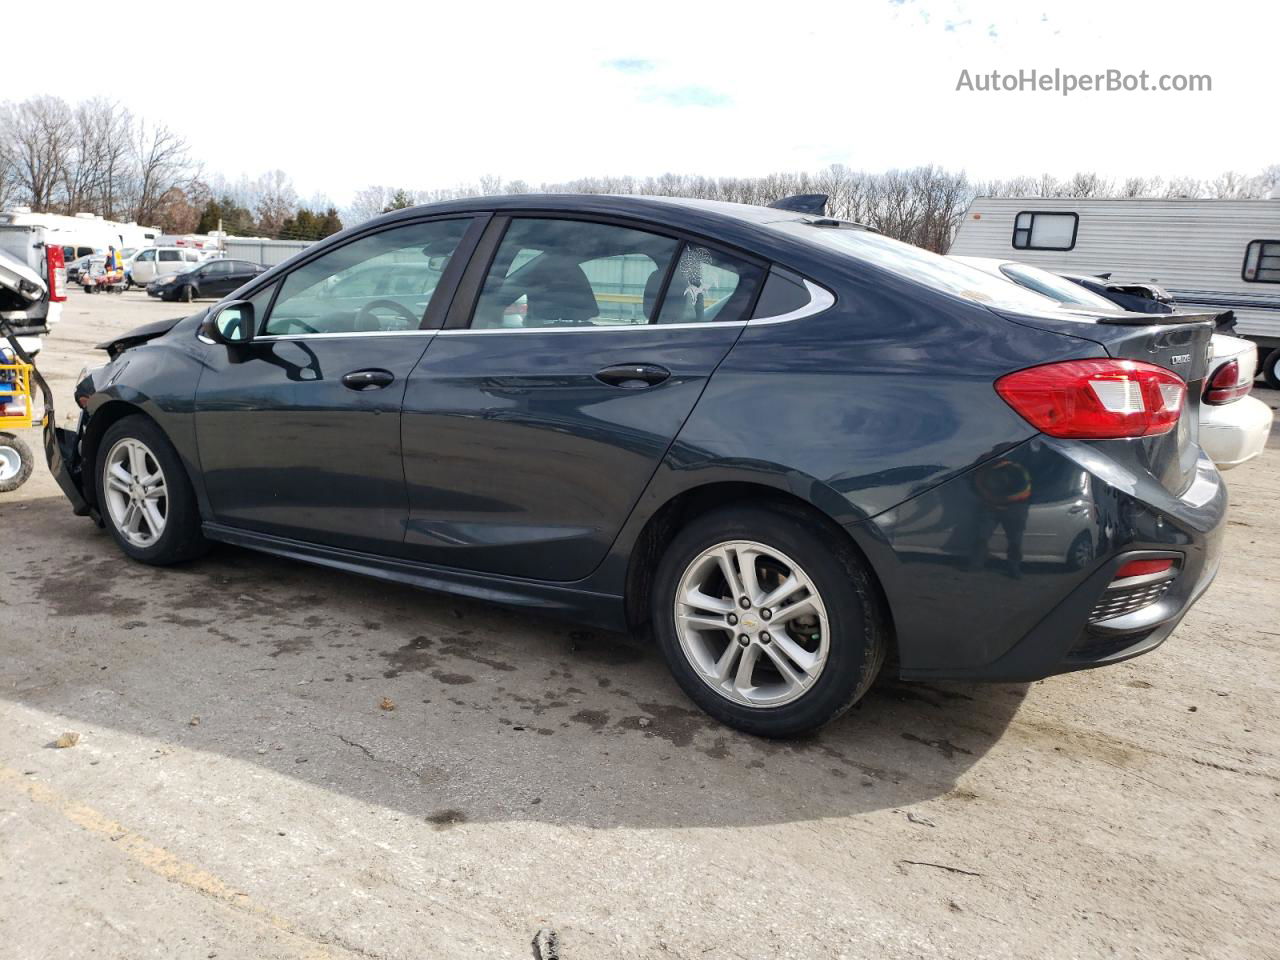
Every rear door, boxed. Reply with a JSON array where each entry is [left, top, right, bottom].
[[400, 215, 766, 580], [194, 216, 480, 554]]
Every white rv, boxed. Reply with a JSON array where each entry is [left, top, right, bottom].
[[949, 197, 1280, 387], [0, 208, 161, 262]]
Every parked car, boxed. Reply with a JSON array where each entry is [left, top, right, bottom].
[[128, 246, 202, 286], [952, 256, 1273, 470], [50, 195, 1226, 737], [146, 259, 266, 302], [66, 253, 98, 284]]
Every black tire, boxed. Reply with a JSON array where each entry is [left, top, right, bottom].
[[1262, 347, 1280, 391], [95, 415, 208, 564], [1066, 531, 1093, 571], [0, 431, 34, 493], [651, 502, 887, 737]]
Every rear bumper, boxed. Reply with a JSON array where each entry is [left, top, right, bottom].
[[1199, 395, 1272, 469], [867, 437, 1228, 683]]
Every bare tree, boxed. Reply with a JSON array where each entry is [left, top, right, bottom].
[[131, 119, 195, 224], [252, 169, 298, 235], [0, 96, 72, 211]]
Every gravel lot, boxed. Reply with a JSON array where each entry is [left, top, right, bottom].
[[2, 289, 1278, 960]]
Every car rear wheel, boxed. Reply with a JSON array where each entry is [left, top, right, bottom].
[[652, 504, 887, 737], [182, 285, 195, 303], [96, 416, 208, 564], [0, 432, 33, 492]]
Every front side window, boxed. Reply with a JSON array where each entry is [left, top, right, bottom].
[[1012, 211, 1078, 251], [136, 249, 155, 262], [471, 219, 679, 329], [263, 218, 472, 336], [1243, 240, 1280, 283]]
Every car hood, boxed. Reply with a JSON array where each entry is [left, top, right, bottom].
[[0, 248, 45, 303], [96, 315, 187, 358]]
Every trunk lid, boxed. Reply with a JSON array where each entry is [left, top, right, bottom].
[[993, 304, 1215, 495]]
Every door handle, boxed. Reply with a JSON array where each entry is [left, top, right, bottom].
[[342, 368, 395, 390], [594, 363, 671, 389]]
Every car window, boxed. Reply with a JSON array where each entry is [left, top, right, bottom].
[[776, 223, 1060, 312], [136, 249, 155, 262], [999, 263, 1118, 309], [159, 250, 181, 262], [263, 218, 472, 336], [205, 260, 233, 276], [471, 219, 679, 329], [654, 244, 765, 325]]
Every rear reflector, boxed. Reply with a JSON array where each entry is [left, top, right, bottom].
[[1203, 358, 1251, 405], [1114, 558, 1175, 580], [995, 359, 1186, 439]]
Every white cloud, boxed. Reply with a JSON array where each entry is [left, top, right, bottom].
[[4, 0, 1275, 204]]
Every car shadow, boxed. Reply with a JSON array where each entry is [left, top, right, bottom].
[[3, 497, 1028, 830]]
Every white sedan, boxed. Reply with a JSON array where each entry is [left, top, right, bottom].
[[952, 256, 1273, 470]]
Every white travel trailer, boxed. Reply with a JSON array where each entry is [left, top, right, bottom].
[[0, 208, 161, 261], [949, 197, 1280, 387]]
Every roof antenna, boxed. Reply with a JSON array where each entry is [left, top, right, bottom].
[[768, 194, 828, 215]]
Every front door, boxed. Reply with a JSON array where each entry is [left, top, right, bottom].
[[194, 216, 477, 554], [401, 216, 767, 580]]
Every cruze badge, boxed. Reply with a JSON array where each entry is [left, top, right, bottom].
[[1170, 354, 1191, 364]]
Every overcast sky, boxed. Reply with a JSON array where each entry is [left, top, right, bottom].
[[7, 0, 1276, 205]]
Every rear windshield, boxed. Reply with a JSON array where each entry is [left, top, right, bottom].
[[774, 223, 1062, 312], [999, 262, 1118, 309]]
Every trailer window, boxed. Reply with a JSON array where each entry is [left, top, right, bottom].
[[1243, 240, 1280, 284], [1012, 212, 1078, 251]]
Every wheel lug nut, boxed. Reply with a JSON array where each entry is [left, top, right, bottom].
[[759, 632, 771, 644], [761, 608, 772, 620], [727, 614, 738, 626], [739, 597, 751, 609], [737, 634, 750, 646]]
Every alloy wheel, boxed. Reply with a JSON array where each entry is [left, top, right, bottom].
[[102, 438, 168, 548], [673, 539, 830, 708]]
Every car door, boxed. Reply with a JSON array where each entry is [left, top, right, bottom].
[[226, 260, 263, 295], [133, 248, 156, 283], [400, 215, 767, 580], [193, 215, 481, 555], [203, 260, 241, 298]]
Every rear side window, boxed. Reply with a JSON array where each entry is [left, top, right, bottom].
[[158, 250, 181, 262], [1243, 240, 1280, 283], [470, 219, 679, 329], [1012, 211, 1078, 251], [654, 244, 765, 325]]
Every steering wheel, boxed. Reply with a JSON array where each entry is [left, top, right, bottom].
[[355, 299, 420, 330]]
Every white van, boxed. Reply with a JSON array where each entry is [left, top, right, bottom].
[[129, 246, 203, 286]]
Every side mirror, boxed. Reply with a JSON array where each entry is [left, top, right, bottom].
[[200, 300, 256, 345]]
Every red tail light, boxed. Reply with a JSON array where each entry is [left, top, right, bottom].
[[45, 245, 66, 302], [995, 359, 1186, 439], [1114, 558, 1175, 579], [1203, 358, 1251, 405]]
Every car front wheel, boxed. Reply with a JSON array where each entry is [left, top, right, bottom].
[[96, 416, 208, 564], [652, 503, 887, 737]]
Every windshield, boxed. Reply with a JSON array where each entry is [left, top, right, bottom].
[[774, 223, 1064, 313], [998, 263, 1118, 309]]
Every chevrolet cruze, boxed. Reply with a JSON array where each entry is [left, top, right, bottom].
[[45, 195, 1226, 736]]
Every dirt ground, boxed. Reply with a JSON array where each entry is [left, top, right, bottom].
[[2, 289, 1278, 960]]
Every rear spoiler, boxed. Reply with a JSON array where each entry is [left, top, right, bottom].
[[1094, 310, 1219, 326]]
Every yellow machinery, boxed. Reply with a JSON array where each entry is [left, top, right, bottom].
[[0, 349, 36, 491]]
